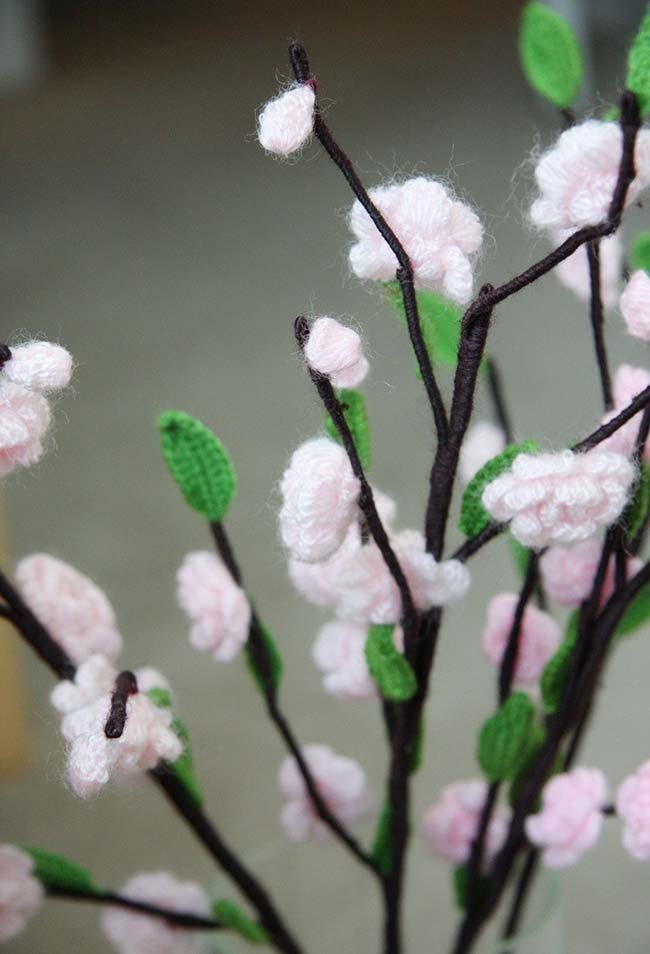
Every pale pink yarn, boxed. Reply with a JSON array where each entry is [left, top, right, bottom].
[[459, 421, 506, 484], [176, 551, 250, 662], [304, 316, 369, 388], [620, 270, 650, 342], [0, 845, 43, 943], [525, 767, 607, 868], [540, 539, 642, 608], [616, 761, 650, 861], [530, 121, 650, 231], [599, 364, 650, 461], [348, 177, 483, 305], [422, 781, 510, 867], [553, 233, 622, 309], [481, 593, 560, 688], [101, 872, 210, 954], [279, 437, 360, 562], [278, 744, 371, 840], [481, 449, 636, 548], [15, 554, 123, 664], [51, 655, 182, 798], [0, 381, 51, 477], [313, 620, 404, 700], [3, 342, 72, 392], [257, 84, 315, 156]]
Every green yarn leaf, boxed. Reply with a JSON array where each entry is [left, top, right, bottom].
[[626, 464, 650, 543], [510, 539, 532, 578], [170, 717, 204, 808], [365, 624, 417, 702], [146, 686, 173, 709], [519, 2, 583, 109], [325, 389, 371, 471], [371, 798, 392, 876], [245, 620, 283, 697], [541, 612, 578, 714], [158, 410, 236, 522], [24, 848, 97, 895], [631, 232, 650, 273], [459, 441, 539, 538], [627, 9, 650, 116], [213, 899, 269, 944], [386, 283, 462, 369], [452, 864, 488, 911], [477, 692, 536, 782], [508, 722, 547, 808], [617, 585, 650, 637]]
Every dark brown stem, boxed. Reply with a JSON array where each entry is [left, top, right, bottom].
[[586, 240, 613, 410], [45, 885, 223, 930], [104, 670, 138, 739], [485, 357, 514, 444]]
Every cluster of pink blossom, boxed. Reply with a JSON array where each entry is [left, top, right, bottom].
[[422, 781, 510, 868], [0, 845, 43, 943], [540, 538, 642, 609], [619, 270, 650, 341], [481, 592, 560, 691], [599, 364, 650, 461]]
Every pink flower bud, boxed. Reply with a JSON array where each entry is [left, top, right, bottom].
[[422, 780, 510, 867], [481, 592, 560, 687], [176, 551, 250, 663], [525, 767, 607, 868], [0, 382, 50, 477], [304, 317, 368, 388], [459, 421, 506, 484], [599, 364, 650, 461], [621, 270, 650, 341], [0, 845, 43, 943], [616, 760, 650, 861], [257, 84, 315, 156], [313, 620, 404, 700], [3, 341, 72, 392], [540, 539, 642, 608]]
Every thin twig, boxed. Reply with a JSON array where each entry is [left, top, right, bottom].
[[45, 885, 223, 930], [586, 240, 613, 410], [485, 358, 514, 444]]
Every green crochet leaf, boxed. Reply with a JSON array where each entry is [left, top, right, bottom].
[[146, 686, 173, 709], [24, 848, 97, 895], [617, 584, 650, 637], [169, 717, 204, 808], [371, 798, 392, 876], [213, 899, 269, 944], [245, 620, 283, 697], [365, 624, 417, 702], [626, 464, 650, 543], [631, 232, 650, 273], [452, 864, 488, 911], [508, 722, 547, 808], [519, 2, 583, 109], [158, 410, 236, 522], [510, 539, 532, 578], [477, 692, 536, 782], [386, 283, 462, 370], [628, 9, 650, 116], [541, 612, 578, 714], [409, 717, 425, 774], [325, 388, 371, 471], [459, 441, 539, 538]]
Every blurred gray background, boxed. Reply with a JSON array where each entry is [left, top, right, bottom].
[[2, 0, 650, 951]]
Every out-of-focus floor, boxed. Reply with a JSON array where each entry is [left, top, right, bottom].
[[2, 1, 650, 951]]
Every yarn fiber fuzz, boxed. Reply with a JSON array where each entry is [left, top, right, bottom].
[[257, 83, 315, 156], [304, 316, 369, 388], [176, 551, 251, 662]]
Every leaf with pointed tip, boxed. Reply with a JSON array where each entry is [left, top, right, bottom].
[[365, 624, 417, 702], [519, 2, 583, 108], [24, 848, 97, 895], [627, 10, 650, 116], [213, 899, 269, 944], [477, 693, 536, 782]]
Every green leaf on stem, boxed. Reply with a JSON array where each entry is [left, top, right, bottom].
[[386, 283, 462, 370], [245, 620, 283, 696], [616, 584, 650, 637], [508, 722, 547, 807], [24, 848, 97, 895], [365, 624, 417, 702], [510, 539, 532, 578], [631, 232, 650, 272], [370, 798, 392, 876], [146, 686, 173, 709], [477, 692, 537, 782], [541, 612, 578, 714], [519, 2, 583, 109], [627, 9, 650, 116], [213, 899, 269, 944], [626, 463, 650, 543], [158, 410, 236, 522], [325, 388, 371, 471], [452, 863, 488, 911], [459, 441, 539, 538], [170, 717, 204, 808]]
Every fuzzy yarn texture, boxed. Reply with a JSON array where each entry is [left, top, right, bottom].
[[101, 872, 211, 954], [620, 269, 650, 341], [51, 655, 182, 798], [616, 761, 650, 861], [422, 781, 510, 868], [599, 364, 650, 462], [278, 744, 371, 841], [176, 551, 250, 662], [553, 232, 622, 309], [0, 845, 43, 943], [540, 539, 643, 608], [278, 437, 361, 563], [481, 448, 636, 548], [348, 177, 483, 305], [15, 554, 123, 664], [481, 592, 561, 688], [525, 767, 607, 868], [304, 316, 369, 388], [459, 420, 507, 484], [530, 121, 650, 231], [312, 620, 403, 701], [257, 83, 315, 156], [3, 342, 72, 392]]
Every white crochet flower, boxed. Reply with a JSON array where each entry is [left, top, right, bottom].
[[0, 845, 43, 943]]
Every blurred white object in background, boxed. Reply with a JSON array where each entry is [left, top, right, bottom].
[[0, 0, 44, 89]]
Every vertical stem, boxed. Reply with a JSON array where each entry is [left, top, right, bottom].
[[586, 240, 613, 410], [485, 357, 514, 444]]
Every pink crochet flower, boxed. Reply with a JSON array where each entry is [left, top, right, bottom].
[[530, 121, 650, 231], [278, 744, 371, 840], [304, 316, 369, 388], [540, 539, 642, 608], [257, 84, 315, 156], [459, 421, 506, 484], [279, 437, 361, 562], [481, 449, 635, 548], [0, 381, 51, 477], [525, 767, 607, 868], [481, 593, 560, 688], [313, 620, 404, 700], [176, 551, 250, 662], [3, 341, 73, 392], [51, 655, 182, 798], [616, 761, 650, 861], [422, 781, 510, 867], [553, 233, 622, 309], [599, 364, 650, 461], [348, 177, 483, 305], [0, 845, 43, 943], [15, 554, 123, 664], [101, 872, 210, 954], [620, 270, 650, 341]]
